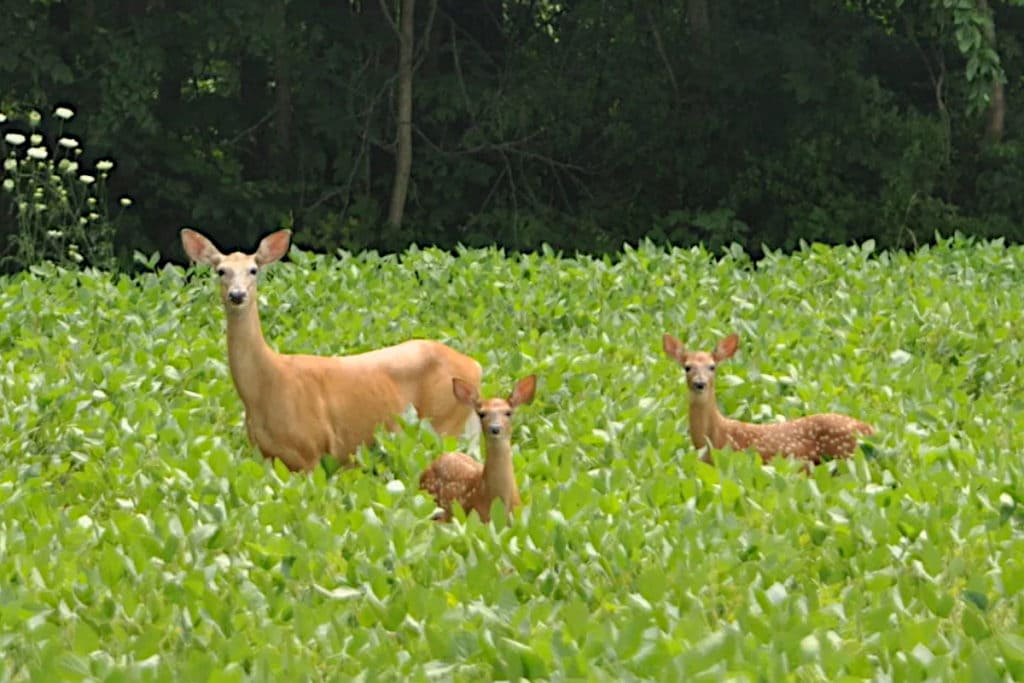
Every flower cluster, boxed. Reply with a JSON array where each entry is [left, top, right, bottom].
[[1, 104, 132, 270]]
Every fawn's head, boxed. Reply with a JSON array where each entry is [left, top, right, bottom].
[[181, 228, 291, 313], [453, 375, 536, 441], [663, 332, 739, 402]]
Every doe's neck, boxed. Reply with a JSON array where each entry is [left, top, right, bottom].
[[224, 302, 279, 402]]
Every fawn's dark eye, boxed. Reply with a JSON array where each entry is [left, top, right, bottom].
[[709, 365, 716, 372], [504, 411, 512, 417], [249, 266, 258, 275], [683, 365, 692, 372], [477, 411, 486, 419], [216, 268, 226, 277]]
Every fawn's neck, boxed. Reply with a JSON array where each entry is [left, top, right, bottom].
[[482, 438, 519, 506], [688, 392, 728, 450], [224, 303, 280, 407]]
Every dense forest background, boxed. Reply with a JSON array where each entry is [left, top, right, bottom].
[[1, 0, 1023, 267]]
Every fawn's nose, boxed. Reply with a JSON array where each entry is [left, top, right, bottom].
[[488, 423, 503, 436], [228, 290, 246, 305], [691, 381, 707, 392]]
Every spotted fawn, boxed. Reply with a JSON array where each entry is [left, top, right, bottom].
[[663, 332, 873, 464]]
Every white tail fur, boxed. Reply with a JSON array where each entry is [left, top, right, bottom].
[[419, 375, 536, 522], [181, 228, 483, 471], [663, 332, 873, 464]]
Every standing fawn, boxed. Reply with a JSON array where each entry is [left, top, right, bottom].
[[420, 375, 536, 522], [181, 228, 483, 472], [663, 332, 873, 464]]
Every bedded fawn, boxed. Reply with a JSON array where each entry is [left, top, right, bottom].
[[419, 375, 536, 522], [663, 332, 873, 464]]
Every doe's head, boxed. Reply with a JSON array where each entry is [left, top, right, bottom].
[[181, 228, 291, 312], [663, 332, 739, 400], [453, 375, 536, 441]]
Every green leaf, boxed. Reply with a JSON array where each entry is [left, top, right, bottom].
[[997, 632, 1024, 663]]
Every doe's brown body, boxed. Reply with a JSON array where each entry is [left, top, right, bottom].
[[181, 228, 482, 472]]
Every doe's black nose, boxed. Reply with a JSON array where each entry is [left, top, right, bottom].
[[692, 381, 706, 391], [489, 424, 502, 435], [229, 291, 246, 305]]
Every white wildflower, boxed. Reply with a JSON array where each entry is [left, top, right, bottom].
[[28, 110, 42, 125], [79, 174, 96, 185], [68, 245, 84, 263], [0, 112, 6, 123], [96, 159, 114, 172], [29, 134, 42, 146], [2, 179, 13, 192], [58, 159, 79, 174], [4, 133, 26, 146], [88, 211, 99, 221], [26, 147, 48, 160], [4, 158, 16, 171], [58, 137, 79, 149], [54, 106, 74, 120], [47, 229, 64, 238], [120, 196, 133, 207]]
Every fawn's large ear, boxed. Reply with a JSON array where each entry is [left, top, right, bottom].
[[452, 377, 481, 407], [663, 334, 685, 363], [254, 229, 292, 266], [713, 333, 739, 362], [508, 375, 537, 408], [180, 228, 223, 266]]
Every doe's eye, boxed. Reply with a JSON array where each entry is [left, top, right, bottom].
[[477, 411, 486, 419], [216, 268, 226, 277], [504, 411, 512, 417], [683, 365, 692, 372], [249, 266, 258, 275], [709, 365, 716, 372]]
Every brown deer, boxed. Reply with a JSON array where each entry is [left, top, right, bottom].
[[420, 375, 536, 522], [181, 228, 483, 472], [663, 332, 873, 464]]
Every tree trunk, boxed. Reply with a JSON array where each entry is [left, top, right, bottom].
[[239, 55, 269, 180], [977, 0, 1005, 143], [987, 77, 1005, 143], [272, 0, 293, 168], [387, 0, 415, 228], [687, 0, 710, 56]]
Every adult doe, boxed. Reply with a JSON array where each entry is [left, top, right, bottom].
[[663, 332, 873, 464], [182, 228, 482, 471]]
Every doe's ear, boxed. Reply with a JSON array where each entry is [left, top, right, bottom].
[[508, 375, 537, 408], [255, 229, 292, 266], [452, 377, 480, 407], [662, 333, 685, 363], [180, 228, 223, 266], [713, 333, 740, 362]]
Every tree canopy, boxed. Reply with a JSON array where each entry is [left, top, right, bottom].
[[1, 0, 1022, 264]]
